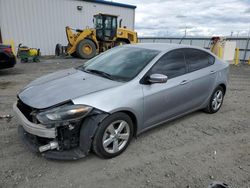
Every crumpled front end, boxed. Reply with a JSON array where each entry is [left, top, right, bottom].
[[13, 100, 108, 160]]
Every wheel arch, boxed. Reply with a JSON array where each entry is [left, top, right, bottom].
[[115, 38, 130, 44], [218, 83, 226, 94], [114, 110, 138, 137]]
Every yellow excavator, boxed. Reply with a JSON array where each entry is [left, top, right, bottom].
[[55, 13, 138, 59]]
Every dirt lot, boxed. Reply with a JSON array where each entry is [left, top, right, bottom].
[[0, 59, 249, 188]]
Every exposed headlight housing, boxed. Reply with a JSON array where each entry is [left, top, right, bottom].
[[36, 104, 92, 125]]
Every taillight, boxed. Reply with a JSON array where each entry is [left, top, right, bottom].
[[4, 47, 12, 53]]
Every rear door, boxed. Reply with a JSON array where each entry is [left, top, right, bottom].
[[142, 49, 193, 128], [183, 48, 217, 109]]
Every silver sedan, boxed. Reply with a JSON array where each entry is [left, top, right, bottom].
[[14, 43, 229, 160]]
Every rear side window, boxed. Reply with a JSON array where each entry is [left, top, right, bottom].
[[150, 49, 186, 79], [183, 49, 215, 72]]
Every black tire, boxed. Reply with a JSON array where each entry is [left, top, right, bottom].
[[204, 86, 224, 114], [92, 112, 133, 159], [55, 43, 63, 56], [76, 39, 96, 59]]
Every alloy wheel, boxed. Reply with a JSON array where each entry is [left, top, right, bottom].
[[102, 120, 130, 154], [212, 90, 223, 111]]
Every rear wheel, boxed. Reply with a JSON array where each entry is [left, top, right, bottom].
[[55, 43, 63, 56], [92, 112, 133, 159], [76, 39, 96, 59], [204, 86, 224, 113]]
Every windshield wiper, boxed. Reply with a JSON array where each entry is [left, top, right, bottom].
[[85, 69, 114, 80]]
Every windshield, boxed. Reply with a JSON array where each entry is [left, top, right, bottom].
[[78, 47, 160, 82]]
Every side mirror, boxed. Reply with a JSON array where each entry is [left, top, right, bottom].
[[148, 74, 168, 84]]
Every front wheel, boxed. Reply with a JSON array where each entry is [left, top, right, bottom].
[[204, 86, 224, 114], [92, 112, 133, 159], [76, 39, 96, 59]]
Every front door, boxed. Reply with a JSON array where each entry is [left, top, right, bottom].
[[142, 49, 192, 129], [103, 16, 117, 41]]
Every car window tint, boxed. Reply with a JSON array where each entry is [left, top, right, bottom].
[[184, 49, 214, 72], [150, 50, 186, 79]]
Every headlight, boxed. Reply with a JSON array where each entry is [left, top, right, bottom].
[[36, 104, 92, 125]]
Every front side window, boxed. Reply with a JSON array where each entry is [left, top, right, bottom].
[[149, 49, 187, 79], [79, 47, 160, 82], [183, 49, 215, 72], [104, 17, 112, 29], [112, 17, 117, 29], [94, 16, 103, 29]]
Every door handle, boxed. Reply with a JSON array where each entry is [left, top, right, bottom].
[[210, 70, 216, 74], [180, 80, 189, 85]]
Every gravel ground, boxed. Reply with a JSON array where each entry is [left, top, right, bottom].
[[0, 58, 249, 188]]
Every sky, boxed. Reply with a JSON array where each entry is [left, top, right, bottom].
[[115, 0, 250, 37]]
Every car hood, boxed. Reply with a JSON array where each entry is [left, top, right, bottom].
[[18, 68, 122, 109]]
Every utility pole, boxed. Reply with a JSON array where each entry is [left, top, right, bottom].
[[242, 29, 250, 63], [179, 26, 187, 44], [184, 26, 187, 37]]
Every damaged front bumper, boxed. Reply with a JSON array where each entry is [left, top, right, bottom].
[[18, 126, 86, 160], [13, 102, 56, 138], [13, 102, 108, 160]]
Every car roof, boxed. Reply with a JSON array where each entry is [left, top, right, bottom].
[[128, 43, 211, 53]]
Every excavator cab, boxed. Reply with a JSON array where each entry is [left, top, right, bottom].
[[94, 13, 117, 41]]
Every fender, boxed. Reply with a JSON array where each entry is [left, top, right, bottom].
[[79, 112, 109, 155]]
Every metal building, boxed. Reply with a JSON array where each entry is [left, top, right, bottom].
[[0, 0, 136, 55]]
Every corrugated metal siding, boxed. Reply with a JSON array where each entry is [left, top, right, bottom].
[[0, 0, 135, 55]]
